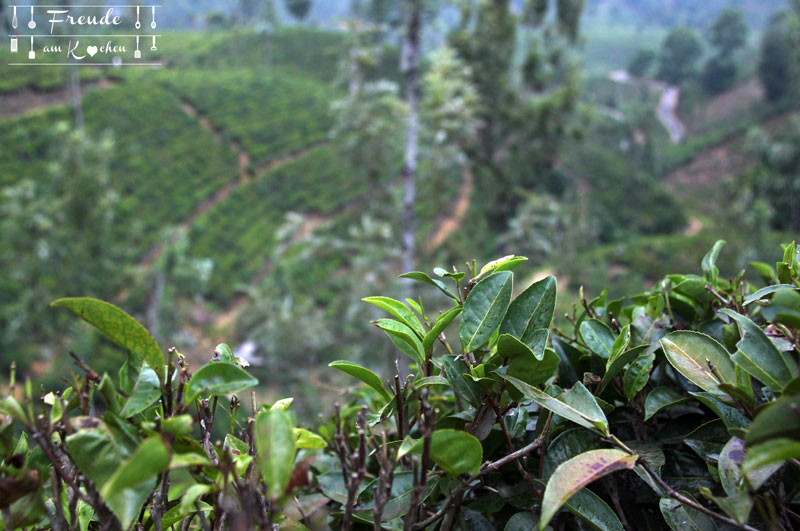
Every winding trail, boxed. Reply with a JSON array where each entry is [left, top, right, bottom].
[[136, 100, 328, 269], [426, 165, 474, 251]]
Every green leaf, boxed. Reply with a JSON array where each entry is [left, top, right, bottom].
[[501, 375, 609, 436], [719, 436, 781, 495], [119, 364, 161, 418], [399, 271, 458, 300], [720, 309, 797, 391], [374, 319, 425, 366], [442, 355, 482, 406], [408, 429, 482, 477], [743, 284, 799, 306], [51, 297, 165, 386], [699, 488, 752, 525], [660, 495, 718, 531], [185, 362, 258, 404], [579, 319, 616, 360], [690, 392, 750, 432], [294, 428, 326, 450], [660, 331, 737, 399], [214, 343, 236, 363], [500, 275, 557, 340], [742, 438, 800, 474], [422, 306, 463, 351], [539, 449, 638, 530], [623, 352, 656, 401], [500, 335, 560, 388], [413, 376, 450, 389], [701, 240, 725, 286], [329, 361, 390, 401], [598, 345, 648, 394], [560, 486, 624, 531], [255, 408, 296, 500], [746, 394, 800, 445], [505, 512, 538, 531], [363, 296, 426, 339], [101, 436, 170, 529], [460, 271, 513, 352], [65, 425, 122, 489], [477, 255, 528, 279], [644, 387, 691, 420]]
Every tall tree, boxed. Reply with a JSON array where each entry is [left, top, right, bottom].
[[657, 25, 703, 84], [758, 9, 800, 102], [449, 0, 583, 227], [400, 0, 422, 276], [284, 0, 312, 21]]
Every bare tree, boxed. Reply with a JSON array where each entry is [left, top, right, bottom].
[[400, 0, 421, 277]]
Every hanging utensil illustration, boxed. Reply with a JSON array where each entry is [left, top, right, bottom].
[[135, 6, 140, 29], [10, 37, 18, 53], [28, 36, 34, 59], [27, 6, 35, 29], [134, 35, 140, 58], [150, 35, 156, 51], [11, 6, 17, 29], [150, 6, 156, 29]]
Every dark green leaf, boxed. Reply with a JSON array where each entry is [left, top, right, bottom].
[[409, 429, 482, 477], [500, 275, 557, 341], [743, 284, 799, 306], [659, 495, 718, 531], [599, 345, 649, 394], [721, 309, 797, 392], [580, 319, 616, 360], [460, 271, 513, 352], [644, 387, 691, 420], [399, 271, 458, 300], [746, 395, 800, 445], [623, 352, 656, 401], [742, 438, 800, 473]]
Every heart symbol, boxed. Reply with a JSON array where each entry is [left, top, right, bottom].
[[86, 45, 98, 57]]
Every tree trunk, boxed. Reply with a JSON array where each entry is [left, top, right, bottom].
[[401, 0, 421, 277], [70, 63, 84, 129]]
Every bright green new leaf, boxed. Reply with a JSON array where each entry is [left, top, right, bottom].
[[579, 319, 616, 359], [701, 240, 726, 287], [295, 428, 326, 450], [374, 319, 425, 366], [329, 360, 390, 401], [363, 296, 426, 339], [501, 375, 609, 435], [660, 331, 737, 399], [743, 284, 798, 306], [721, 309, 797, 391], [500, 275, 557, 342], [422, 306, 462, 350], [119, 364, 161, 418], [51, 297, 165, 386], [255, 408, 296, 500], [460, 271, 513, 352], [539, 449, 638, 530], [477, 255, 528, 279], [185, 362, 258, 404], [500, 334, 559, 388], [215, 343, 236, 363], [409, 429, 482, 476]]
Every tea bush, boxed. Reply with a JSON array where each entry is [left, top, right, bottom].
[[0, 240, 799, 529]]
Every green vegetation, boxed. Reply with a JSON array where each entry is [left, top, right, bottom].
[[1, 241, 799, 529]]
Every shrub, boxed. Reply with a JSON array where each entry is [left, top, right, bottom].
[[1, 241, 799, 529]]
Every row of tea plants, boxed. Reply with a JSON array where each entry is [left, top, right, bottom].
[[0, 240, 798, 529]]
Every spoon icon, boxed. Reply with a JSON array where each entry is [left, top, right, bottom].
[[11, 6, 17, 29], [150, 6, 156, 29], [135, 6, 140, 29], [28, 6, 35, 29], [150, 35, 156, 51]]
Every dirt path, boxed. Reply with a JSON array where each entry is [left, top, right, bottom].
[[426, 165, 474, 251], [657, 86, 685, 144], [0, 78, 114, 119], [137, 100, 328, 269]]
